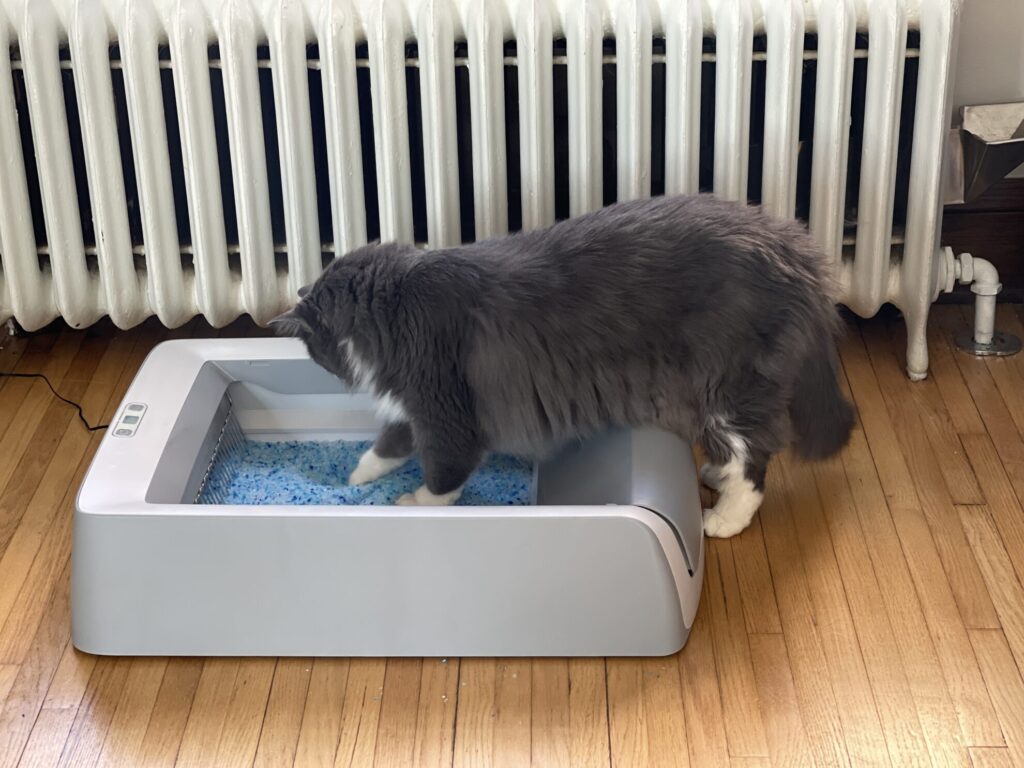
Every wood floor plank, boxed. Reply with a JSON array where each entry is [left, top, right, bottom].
[[779, 454, 893, 766], [492, 660, 531, 768], [411, 659, 459, 768], [703, 541, 768, 758], [812, 454, 931, 767], [0, 663, 17, 704], [452, 660, 497, 768], [864, 323, 998, 630], [372, 658, 424, 767], [958, 506, 1024, 676], [843, 330, 1002, 747], [332, 659, 386, 768], [973, 309, 1024, 440], [903, 350, 985, 506], [928, 309, 987, 418], [94, 658, 168, 768], [530, 659, 570, 768], [729, 520, 783, 635], [0, 331, 104, 556], [55, 658, 132, 768], [969, 747, 1014, 768], [253, 658, 312, 768], [42, 643, 96, 713], [757, 463, 851, 768], [0, 564, 74, 768], [945, 325, 1024, 507], [676, 600, 730, 768], [840, 426, 972, 765], [210, 659, 276, 768], [0, 330, 29, 371], [606, 660, 648, 768], [174, 659, 241, 768], [638, 657, 689, 768], [19, 708, 78, 768], [748, 633, 815, 767], [18, 642, 97, 768], [567, 659, 611, 768], [927, 309, 987, 436], [135, 659, 204, 768], [968, 630, 1024, 767], [293, 659, 350, 767], [0, 329, 82, 454], [961, 434, 1024, 589]]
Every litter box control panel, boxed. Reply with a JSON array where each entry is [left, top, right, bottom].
[[112, 403, 147, 437]]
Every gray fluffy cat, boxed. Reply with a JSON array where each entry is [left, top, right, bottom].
[[273, 194, 855, 538]]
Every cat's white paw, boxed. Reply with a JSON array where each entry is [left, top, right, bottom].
[[699, 463, 725, 491], [396, 485, 463, 506], [348, 448, 408, 485], [703, 508, 748, 538]]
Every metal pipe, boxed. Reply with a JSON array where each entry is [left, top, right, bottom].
[[968, 255, 1000, 346], [949, 251, 1022, 358]]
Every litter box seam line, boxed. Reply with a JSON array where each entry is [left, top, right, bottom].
[[193, 394, 237, 504]]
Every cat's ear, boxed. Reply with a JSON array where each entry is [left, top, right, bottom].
[[268, 306, 312, 337]]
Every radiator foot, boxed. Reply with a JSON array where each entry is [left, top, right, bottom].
[[948, 251, 1022, 358]]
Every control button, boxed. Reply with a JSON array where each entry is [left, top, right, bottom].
[[127, 404, 145, 412], [122, 415, 139, 425], [115, 428, 133, 436]]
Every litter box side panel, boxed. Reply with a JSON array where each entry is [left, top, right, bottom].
[[71, 509, 692, 657]]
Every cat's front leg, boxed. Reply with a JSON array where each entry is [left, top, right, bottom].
[[396, 426, 483, 506], [349, 422, 414, 485]]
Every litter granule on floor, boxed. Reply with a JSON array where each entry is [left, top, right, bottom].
[[197, 439, 534, 506]]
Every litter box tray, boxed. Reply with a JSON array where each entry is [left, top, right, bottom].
[[74, 338, 704, 657]]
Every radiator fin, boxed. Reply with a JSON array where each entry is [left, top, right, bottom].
[[661, 0, 702, 196], [809, 0, 856, 264], [270, 0, 322, 294], [614, 0, 653, 201], [367, 3, 414, 243], [761, 0, 804, 218], [417, 0, 462, 247], [21, 0, 98, 328], [849, 0, 908, 316], [318, 0, 367, 254], [566, 0, 603, 215], [0, 8, 50, 329], [711, 0, 753, 201], [169, 0, 233, 325]]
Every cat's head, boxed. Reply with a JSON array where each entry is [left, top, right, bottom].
[[269, 242, 418, 385]]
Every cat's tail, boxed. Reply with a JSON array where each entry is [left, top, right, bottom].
[[789, 342, 856, 460]]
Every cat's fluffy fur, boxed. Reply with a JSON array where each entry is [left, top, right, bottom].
[[273, 194, 855, 537]]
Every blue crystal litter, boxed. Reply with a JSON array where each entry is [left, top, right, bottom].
[[198, 439, 534, 506]]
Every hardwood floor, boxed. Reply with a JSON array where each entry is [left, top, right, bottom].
[[2, 304, 1024, 767]]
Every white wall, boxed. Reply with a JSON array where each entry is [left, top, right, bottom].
[[953, 0, 1024, 176]]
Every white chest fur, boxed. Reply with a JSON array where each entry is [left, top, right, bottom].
[[344, 340, 409, 423]]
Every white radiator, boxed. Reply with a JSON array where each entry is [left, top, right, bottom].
[[0, 0, 961, 378]]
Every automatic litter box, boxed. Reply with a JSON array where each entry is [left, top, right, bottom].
[[73, 338, 704, 657]]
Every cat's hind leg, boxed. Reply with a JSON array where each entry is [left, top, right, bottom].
[[699, 428, 768, 538], [699, 462, 726, 491], [349, 421, 414, 485]]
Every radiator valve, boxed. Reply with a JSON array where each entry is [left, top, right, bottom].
[[944, 248, 1021, 357]]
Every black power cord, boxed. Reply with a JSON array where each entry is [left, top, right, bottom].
[[0, 372, 109, 432]]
